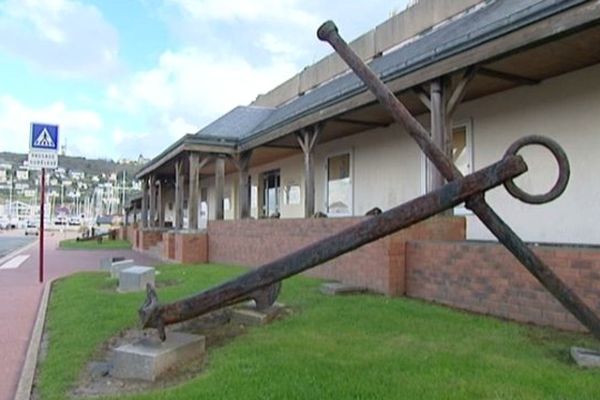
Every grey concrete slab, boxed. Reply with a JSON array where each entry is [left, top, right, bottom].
[[110, 259, 135, 278], [320, 282, 370, 296], [100, 256, 126, 271], [231, 303, 284, 326], [118, 266, 154, 293], [571, 347, 600, 368], [111, 332, 205, 381]]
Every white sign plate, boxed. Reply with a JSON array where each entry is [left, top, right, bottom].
[[28, 152, 58, 170]]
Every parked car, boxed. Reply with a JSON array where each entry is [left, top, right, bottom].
[[25, 220, 39, 236], [68, 216, 81, 226], [0, 216, 9, 229]]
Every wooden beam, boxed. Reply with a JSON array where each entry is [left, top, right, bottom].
[[158, 180, 165, 228], [141, 178, 148, 228], [148, 175, 156, 228], [188, 153, 200, 230], [427, 78, 447, 192], [478, 67, 540, 86], [334, 117, 389, 128], [411, 85, 431, 110], [215, 156, 225, 220], [236, 150, 253, 219], [262, 143, 301, 149], [296, 124, 321, 217], [174, 160, 183, 229], [447, 66, 479, 117]]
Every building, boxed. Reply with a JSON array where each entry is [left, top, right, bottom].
[[128, 0, 600, 334]]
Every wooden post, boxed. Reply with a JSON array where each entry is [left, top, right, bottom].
[[149, 175, 157, 227], [235, 150, 252, 219], [158, 180, 165, 228], [296, 124, 321, 217], [215, 156, 225, 220], [188, 153, 200, 230], [174, 160, 183, 229], [427, 78, 449, 191], [141, 178, 149, 228]]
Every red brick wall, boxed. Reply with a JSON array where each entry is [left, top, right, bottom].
[[208, 216, 465, 295], [139, 229, 163, 250], [174, 232, 208, 264], [406, 241, 600, 332], [163, 232, 176, 261]]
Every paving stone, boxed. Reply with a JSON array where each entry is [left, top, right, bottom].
[[118, 266, 155, 293], [110, 259, 135, 278], [111, 332, 205, 381], [320, 282, 370, 296], [230, 303, 284, 326], [571, 347, 600, 368]]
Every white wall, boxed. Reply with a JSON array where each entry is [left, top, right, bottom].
[[454, 63, 600, 244]]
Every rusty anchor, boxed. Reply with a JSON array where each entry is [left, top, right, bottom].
[[139, 21, 600, 342]]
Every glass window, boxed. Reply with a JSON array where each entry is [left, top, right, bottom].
[[327, 153, 352, 216], [262, 170, 280, 217]]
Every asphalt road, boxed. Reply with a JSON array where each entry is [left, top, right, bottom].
[[0, 235, 35, 258]]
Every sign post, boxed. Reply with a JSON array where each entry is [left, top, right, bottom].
[[29, 123, 59, 283]]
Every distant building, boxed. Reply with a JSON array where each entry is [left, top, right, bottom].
[[70, 171, 85, 180], [15, 169, 28, 181]]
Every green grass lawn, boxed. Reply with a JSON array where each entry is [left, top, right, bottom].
[[38, 264, 600, 400], [58, 238, 132, 250]]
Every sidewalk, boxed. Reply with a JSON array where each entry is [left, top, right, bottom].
[[0, 232, 158, 400]]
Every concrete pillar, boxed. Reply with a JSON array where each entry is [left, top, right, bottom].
[[188, 153, 200, 230], [141, 178, 149, 228], [215, 156, 225, 220], [174, 159, 184, 229], [148, 175, 156, 228], [236, 150, 252, 219]]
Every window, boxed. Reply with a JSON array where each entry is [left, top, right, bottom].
[[327, 152, 352, 216]]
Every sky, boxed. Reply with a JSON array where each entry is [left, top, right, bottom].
[[0, 0, 409, 160]]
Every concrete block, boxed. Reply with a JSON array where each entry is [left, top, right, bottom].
[[112, 332, 205, 381], [110, 259, 135, 278], [118, 266, 155, 293], [320, 282, 370, 296], [231, 303, 284, 326], [571, 347, 600, 368], [100, 256, 125, 271]]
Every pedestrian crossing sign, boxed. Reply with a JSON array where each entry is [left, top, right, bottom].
[[30, 123, 59, 152]]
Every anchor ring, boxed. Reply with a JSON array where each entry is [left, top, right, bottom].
[[503, 135, 570, 204]]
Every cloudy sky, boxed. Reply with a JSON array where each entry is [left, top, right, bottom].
[[0, 0, 409, 160]]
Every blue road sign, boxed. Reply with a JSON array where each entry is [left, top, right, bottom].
[[30, 123, 59, 152]]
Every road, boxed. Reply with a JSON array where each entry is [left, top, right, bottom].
[[0, 231, 159, 400], [0, 233, 35, 258]]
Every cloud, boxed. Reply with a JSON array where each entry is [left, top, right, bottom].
[[0, 95, 105, 157], [0, 0, 120, 79], [107, 47, 298, 148]]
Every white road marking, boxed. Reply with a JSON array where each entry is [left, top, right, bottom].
[[0, 255, 30, 270]]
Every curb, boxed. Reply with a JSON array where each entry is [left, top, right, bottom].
[[14, 279, 55, 400]]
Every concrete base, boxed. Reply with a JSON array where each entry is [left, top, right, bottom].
[[230, 303, 284, 326], [320, 282, 369, 296], [571, 347, 600, 368], [100, 257, 125, 271], [118, 266, 155, 293], [110, 259, 135, 278], [112, 332, 206, 381]]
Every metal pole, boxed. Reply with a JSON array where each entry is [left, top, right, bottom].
[[39, 168, 45, 283]]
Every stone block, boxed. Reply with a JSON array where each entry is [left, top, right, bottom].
[[320, 282, 370, 296], [230, 303, 284, 326], [571, 347, 600, 368], [118, 266, 155, 293], [110, 259, 135, 278], [112, 332, 206, 381], [100, 256, 125, 271]]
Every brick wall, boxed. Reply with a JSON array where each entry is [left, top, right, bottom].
[[208, 216, 465, 295], [138, 229, 163, 250], [174, 232, 208, 264], [406, 241, 600, 332], [162, 231, 176, 261]]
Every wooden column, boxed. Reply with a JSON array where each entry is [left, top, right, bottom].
[[158, 180, 165, 228], [427, 78, 449, 191], [174, 160, 184, 229], [215, 156, 225, 220], [124, 209, 130, 227], [235, 150, 252, 219], [296, 124, 321, 217], [148, 175, 157, 227], [141, 178, 148, 228], [188, 153, 200, 230]]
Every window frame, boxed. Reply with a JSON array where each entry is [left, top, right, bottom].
[[324, 149, 354, 217]]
